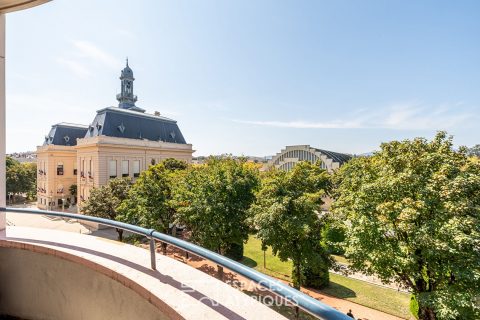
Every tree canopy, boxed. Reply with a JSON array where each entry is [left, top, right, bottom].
[[118, 160, 187, 232], [173, 157, 259, 259], [332, 132, 480, 320], [250, 161, 332, 290], [6, 157, 36, 200], [81, 177, 132, 241]]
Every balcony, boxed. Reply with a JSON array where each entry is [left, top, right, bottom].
[[0, 208, 350, 320]]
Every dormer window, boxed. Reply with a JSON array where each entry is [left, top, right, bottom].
[[117, 123, 126, 133]]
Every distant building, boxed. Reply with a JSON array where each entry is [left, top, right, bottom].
[[266, 145, 352, 172], [37, 61, 193, 210], [7, 151, 37, 163]]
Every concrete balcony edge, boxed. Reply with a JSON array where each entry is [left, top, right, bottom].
[[0, 226, 286, 320]]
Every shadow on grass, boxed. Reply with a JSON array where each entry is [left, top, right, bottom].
[[240, 256, 258, 268], [318, 280, 357, 299]]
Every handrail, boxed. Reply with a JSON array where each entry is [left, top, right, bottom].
[[1, 207, 351, 320]]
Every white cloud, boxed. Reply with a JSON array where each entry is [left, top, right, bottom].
[[235, 102, 477, 131], [57, 58, 91, 79], [57, 40, 122, 78], [234, 119, 362, 129], [72, 40, 121, 69]]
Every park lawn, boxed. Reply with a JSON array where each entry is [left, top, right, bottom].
[[242, 235, 411, 319], [331, 254, 350, 265]]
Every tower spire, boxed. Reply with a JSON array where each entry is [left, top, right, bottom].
[[116, 60, 144, 112]]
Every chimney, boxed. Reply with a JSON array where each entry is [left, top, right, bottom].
[[154, 111, 160, 116]]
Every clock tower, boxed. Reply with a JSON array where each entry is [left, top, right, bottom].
[[116, 59, 145, 112]]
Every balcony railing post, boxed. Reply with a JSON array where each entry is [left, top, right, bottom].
[[4, 208, 352, 320], [149, 229, 156, 270]]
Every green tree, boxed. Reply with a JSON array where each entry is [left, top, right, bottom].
[[22, 162, 37, 200], [250, 162, 332, 292], [6, 158, 36, 201], [332, 132, 480, 320], [6, 156, 19, 169], [118, 160, 187, 254], [173, 157, 259, 260], [69, 184, 77, 203], [321, 218, 346, 255], [81, 178, 131, 241], [162, 157, 188, 171]]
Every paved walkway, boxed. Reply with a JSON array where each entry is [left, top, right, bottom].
[[162, 246, 406, 320]]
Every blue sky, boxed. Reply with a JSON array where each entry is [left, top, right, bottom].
[[6, 0, 480, 156]]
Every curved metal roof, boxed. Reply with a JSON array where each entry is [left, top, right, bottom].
[[314, 148, 352, 165]]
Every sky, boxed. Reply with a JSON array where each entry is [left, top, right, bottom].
[[5, 0, 480, 156]]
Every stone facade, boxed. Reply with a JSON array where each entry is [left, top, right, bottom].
[[37, 62, 193, 211], [37, 144, 78, 210]]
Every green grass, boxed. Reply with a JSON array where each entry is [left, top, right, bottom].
[[242, 235, 412, 319], [331, 254, 350, 265]]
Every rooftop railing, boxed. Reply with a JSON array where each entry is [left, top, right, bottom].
[[1, 207, 351, 320]]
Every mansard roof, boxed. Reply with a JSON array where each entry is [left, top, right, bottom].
[[84, 107, 187, 144], [43, 123, 88, 146]]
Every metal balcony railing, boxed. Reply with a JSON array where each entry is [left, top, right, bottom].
[[0, 207, 350, 320]]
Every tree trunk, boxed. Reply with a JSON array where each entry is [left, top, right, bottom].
[[116, 228, 123, 242], [293, 262, 302, 320], [263, 249, 266, 269], [418, 306, 436, 320], [217, 265, 224, 281], [161, 242, 167, 255]]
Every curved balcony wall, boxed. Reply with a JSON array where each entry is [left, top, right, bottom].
[[0, 247, 169, 320], [0, 227, 286, 320]]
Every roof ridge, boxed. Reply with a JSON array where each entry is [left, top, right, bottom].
[[96, 106, 177, 123]]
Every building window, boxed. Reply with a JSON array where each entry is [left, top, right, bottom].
[[73, 162, 77, 175], [133, 160, 140, 178], [88, 159, 93, 178], [57, 162, 64, 175], [109, 160, 117, 178], [122, 160, 129, 177], [81, 160, 85, 177]]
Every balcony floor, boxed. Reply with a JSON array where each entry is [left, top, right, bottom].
[[0, 226, 286, 320]]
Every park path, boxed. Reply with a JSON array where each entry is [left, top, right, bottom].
[[162, 246, 407, 320]]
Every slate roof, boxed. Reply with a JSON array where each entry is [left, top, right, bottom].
[[314, 148, 352, 164], [84, 107, 187, 144], [43, 123, 89, 146]]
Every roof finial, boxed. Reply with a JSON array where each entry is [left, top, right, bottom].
[[126, 57, 129, 67]]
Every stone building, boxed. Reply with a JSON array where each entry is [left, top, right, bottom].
[[37, 62, 193, 210]]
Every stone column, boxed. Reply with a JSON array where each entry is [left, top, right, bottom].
[[0, 14, 5, 230]]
